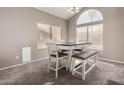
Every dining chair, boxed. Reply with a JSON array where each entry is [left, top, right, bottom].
[[46, 40, 69, 78], [71, 49, 97, 80]]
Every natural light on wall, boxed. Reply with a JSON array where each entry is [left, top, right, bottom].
[[37, 23, 62, 49], [76, 9, 103, 50], [37, 23, 50, 49], [51, 26, 61, 41]]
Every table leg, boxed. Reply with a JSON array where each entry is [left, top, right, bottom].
[[69, 49, 73, 72]]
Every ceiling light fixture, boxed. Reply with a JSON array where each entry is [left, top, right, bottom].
[[67, 7, 80, 14]]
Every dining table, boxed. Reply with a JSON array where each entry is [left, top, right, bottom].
[[56, 41, 92, 72]]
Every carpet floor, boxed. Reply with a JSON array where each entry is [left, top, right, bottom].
[[0, 59, 124, 85]]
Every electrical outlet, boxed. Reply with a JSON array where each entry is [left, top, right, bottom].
[[16, 56, 19, 59]]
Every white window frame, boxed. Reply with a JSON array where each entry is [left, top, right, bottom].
[[76, 20, 103, 51], [76, 9, 104, 51], [51, 26, 62, 41], [37, 23, 62, 50]]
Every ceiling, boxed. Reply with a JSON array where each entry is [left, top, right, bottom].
[[35, 7, 82, 20]]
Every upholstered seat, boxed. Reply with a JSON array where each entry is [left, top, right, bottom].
[[50, 52, 68, 58], [60, 49, 69, 53], [73, 49, 82, 52], [72, 50, 97, 60], [71, 50, 97, 80]]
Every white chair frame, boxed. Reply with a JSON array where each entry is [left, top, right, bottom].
[[71, 54, 97, 80], [46, 40, 68, 78]]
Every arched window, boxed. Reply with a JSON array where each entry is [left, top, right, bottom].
[[76, 9, 103, 50]]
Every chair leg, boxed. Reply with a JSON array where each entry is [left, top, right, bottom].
[[55, 60, 59, 78], [55, 71, 58, 78], [66, 65, 69, 71], [92, 54, 97, 67], [65, 57, 68, 71], [82, 60, 86, 80], [47, 63, 50, 73], [72, 58, 75, 75], [47, 57, 51, 73]]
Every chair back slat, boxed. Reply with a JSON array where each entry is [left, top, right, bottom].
[[46, 40, 58, 57]]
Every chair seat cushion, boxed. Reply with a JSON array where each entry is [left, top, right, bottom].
[[60, 49, 69, 53], [72, 50, 97, 60], [50, 52, 68, 58], [73, 49, 82, 51]]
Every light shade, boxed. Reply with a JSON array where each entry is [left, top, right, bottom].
[[67, 7, 80, 14]]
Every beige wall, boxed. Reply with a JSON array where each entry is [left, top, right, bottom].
[[1, 7, 124, 69], [0, 7, 67, 69], [67, 7, 124, 62]]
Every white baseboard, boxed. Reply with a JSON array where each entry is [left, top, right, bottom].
[[0, 57, 123, 71], [0, 57, 48, 71], [98, 58, 124, 64]]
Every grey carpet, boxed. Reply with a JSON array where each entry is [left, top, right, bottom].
[[0, 59, 124, 85]]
